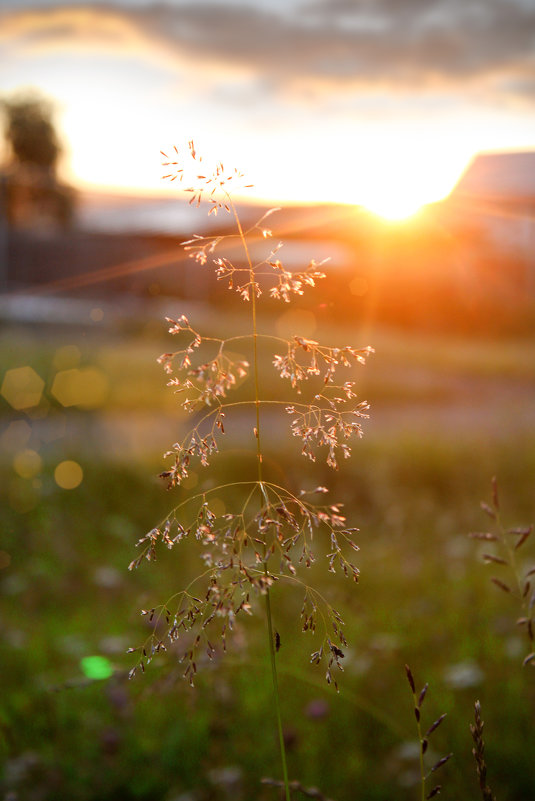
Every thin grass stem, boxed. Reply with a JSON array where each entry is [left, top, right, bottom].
[[230, 194, 291, 801]]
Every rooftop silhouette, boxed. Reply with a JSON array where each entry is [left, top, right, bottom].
[[452, 151, 535, 202]]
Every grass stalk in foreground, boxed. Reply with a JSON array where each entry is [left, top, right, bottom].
[[470, 700, 496, 801], [404, 665, 451, 801], [237, 193, 291, 800], [469, 476, 535, 666], [128, 141, 373, 797]]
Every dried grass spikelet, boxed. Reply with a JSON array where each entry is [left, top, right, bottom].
[[404, 665, 452, 800], [470, 700, 496, 801]]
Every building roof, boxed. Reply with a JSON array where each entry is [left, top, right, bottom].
[[452, 151, 535, 201]]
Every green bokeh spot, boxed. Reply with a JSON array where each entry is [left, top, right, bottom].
[[80, 655, 113, 680]]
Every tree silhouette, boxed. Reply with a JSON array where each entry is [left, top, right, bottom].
[[3, 95, 60, 172], [1, 92, 75, 228]]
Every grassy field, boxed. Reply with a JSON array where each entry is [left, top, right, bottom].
[[1, 314, 535, 800]]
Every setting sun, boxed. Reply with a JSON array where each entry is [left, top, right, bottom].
[[3, 0, 534, 218], [361, 196, 423, 221], [348, 140, 465, 221], [64, 113, 469, 221]]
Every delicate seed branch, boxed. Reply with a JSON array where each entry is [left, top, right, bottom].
[[129, 142, 371, 696]]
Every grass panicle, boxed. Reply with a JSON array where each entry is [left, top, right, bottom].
[[469, 476, 535, 664], [404, 664, 452, 801], [128, 142, 373, 799], [470, 700, 497, 801]]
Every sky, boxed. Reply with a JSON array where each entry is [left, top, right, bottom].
[[1, 0, 535, 217]]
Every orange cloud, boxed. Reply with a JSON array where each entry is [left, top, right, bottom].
[[0, 6, 173, 65]]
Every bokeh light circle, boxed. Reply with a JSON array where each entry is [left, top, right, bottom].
[[54, 460, 83, 489], [80, 655, 113, 680], [13, 448, 42, 479]]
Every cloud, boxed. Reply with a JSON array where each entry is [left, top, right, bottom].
[[2, 1, 535, 102], [0, 6, 157, 56], [141, 0, 535, 91]]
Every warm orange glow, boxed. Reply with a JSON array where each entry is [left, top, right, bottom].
[[66, 127, 464, 216], [348, 141, 463, 221], [3, 0, 535, 216], [362, 196, 423, 221]]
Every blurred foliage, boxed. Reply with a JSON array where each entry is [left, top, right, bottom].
[[1, 322, 535, 800], [2, 441, 535, 801], [2, 95, 60, 172], [1, 92, 75, 228]]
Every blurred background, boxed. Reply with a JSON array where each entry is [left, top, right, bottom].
[[1, 1, 535, 800]]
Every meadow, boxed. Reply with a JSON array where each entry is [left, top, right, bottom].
[[1, 305, 535, 801]]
